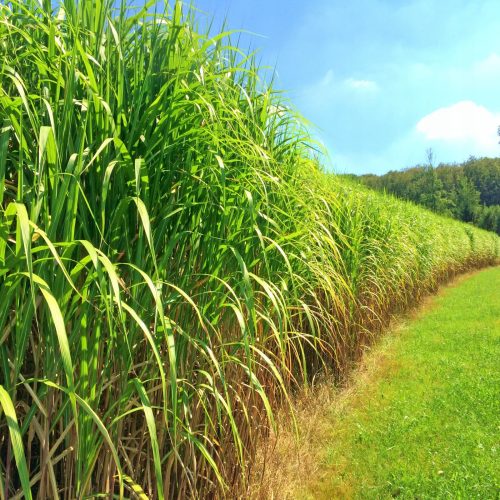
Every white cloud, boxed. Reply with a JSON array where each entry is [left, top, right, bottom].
[[416, 101, 500, 150], [344, 78, 379, 92]]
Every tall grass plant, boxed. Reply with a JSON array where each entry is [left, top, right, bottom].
[[0, 1, 498, 498]]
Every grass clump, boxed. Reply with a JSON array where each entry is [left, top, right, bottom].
[[0, 1, 498, 498]]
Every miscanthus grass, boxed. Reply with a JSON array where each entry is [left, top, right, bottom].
[[0, 1, 498, 498]]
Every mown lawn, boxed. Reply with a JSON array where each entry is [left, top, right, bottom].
[[301, 267, 500, 499]]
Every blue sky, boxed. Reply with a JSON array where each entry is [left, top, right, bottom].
[[192, 0, 500, 174]]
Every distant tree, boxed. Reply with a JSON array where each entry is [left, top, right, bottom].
[[477, 205, 500, 234], [426, 147, 434, 167], [453, 177, 480, 222], [464, 157, 500, 205], [413, 166, 452, 214], [351, 155, 500, 234]]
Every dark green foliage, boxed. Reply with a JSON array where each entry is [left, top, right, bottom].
[[464, 156, 500, 206], [477, 205, 500, 234], [353, 157, 500, 234]]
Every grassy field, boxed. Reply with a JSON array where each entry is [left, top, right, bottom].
[[296, 267, 500, 499], [0, 1, 499, 498]]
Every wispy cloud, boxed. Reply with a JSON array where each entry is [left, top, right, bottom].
[[309, 70, 379, 92], [298, 69, 379, 112], [344, 78, 379, 92], [319, 68, 334, 87], [473, 52, 500, 76]]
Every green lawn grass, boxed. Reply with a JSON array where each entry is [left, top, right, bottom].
[[302, 267, 500, 499]]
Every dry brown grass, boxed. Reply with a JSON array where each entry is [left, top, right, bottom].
[[245, 337, 405, 499], [247, 375, 338, 499], [245, 268, 490, 499]]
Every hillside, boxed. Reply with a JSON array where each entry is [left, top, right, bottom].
[[0, 2, 499, 499], [348, 157, 500, 234]]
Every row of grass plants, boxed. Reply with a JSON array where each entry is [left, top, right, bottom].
[[0, 1, 499, 498]]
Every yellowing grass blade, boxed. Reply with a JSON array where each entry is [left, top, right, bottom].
[[133, 379, 164, 500], [0, 385, 33, 500]]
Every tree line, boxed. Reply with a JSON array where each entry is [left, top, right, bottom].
[[343, 156, 500, 234]]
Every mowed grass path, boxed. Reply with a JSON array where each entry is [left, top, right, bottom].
[[300, 267, 500, 499]]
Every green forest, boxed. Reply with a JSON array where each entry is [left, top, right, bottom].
[[346, 156, 500, 234]]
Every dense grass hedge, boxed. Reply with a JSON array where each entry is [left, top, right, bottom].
[[0, 1, 498, 498]]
